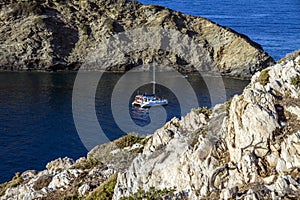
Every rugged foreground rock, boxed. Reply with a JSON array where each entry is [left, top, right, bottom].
[[0, 51, 299, 199], [113, 51, 300, 199], [0, 134, 149, 199], [0, 0, 273, 77]]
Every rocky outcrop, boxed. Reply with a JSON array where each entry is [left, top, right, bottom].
[[0, 52, 299, 199], [113, 52, 300, 199], [0, 0, 274, 77], [0, 134, 148, 200]]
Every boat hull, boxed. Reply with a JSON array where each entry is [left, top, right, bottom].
[[132, 94, 168, 108], [140, 101, 168, 108], [132, 100, 168, 108]]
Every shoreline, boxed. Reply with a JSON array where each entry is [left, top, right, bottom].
[[1, 51, 299, 199], [0, 0, 274, 78]]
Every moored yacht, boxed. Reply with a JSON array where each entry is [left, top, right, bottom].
[[132, 65, 168, 108], [132, 94, 168, 108]]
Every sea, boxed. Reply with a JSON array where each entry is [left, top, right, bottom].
[[0, 0, 299, 182]]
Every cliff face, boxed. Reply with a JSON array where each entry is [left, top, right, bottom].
[[113, 51, 300, 199], [0, 51, 299, 199], [0, 0, 274, 77]]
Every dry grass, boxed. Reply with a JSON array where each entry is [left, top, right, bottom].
[[290, 75, 300, 87], [0, 172, 23, 196], [258, 69, 270, 86], [84, 173, 118, 200]]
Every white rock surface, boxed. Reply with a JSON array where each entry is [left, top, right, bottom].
[[113, 54, 300, 199], [1, 53, 299, 200], [78, 184, 90, 196]]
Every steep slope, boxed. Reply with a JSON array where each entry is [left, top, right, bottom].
[[113, 51, 300, 199], [0, 0, 274, 77], [0, 51, 299, 200]]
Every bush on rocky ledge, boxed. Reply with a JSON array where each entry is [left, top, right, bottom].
[[114, 133, 148, 150], [85, 173, 118, 200], [120, 187, 182, 200], [194, 107, 212, 119], [291, 74, 300, 87], [258, 68, 270, 86], [0, 172, 23, 196]]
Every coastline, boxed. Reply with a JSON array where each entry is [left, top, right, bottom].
[[1, 0, 300, 199], [1, 51, 299, 199], [0, 0, 274, 78]]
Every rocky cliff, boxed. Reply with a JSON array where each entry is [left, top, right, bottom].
[[0, 51, 299, 199], [113, 50, 300, 199], [0, 0, 274, 77]]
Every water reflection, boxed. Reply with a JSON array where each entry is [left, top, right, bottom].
[[0, 71, 249, 182], [130, 106, 150, 127]]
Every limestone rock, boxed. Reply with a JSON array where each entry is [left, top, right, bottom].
[[1, 52, 300, 199], [48, 169, 82, 190], [78, 183, 90, 196], [46, 157, 75, 173], [276, 131, 300, 174], [113, 53, 300, 199]]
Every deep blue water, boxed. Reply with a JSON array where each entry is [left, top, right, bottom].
[[1, 0, 299, 182], [0, 72, 248, 182], [139, 0, 300, 61], [0, 72, 87, 182]]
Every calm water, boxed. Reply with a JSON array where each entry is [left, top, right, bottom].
[[0, 72, 248, 181], [1, 0, 299, 182], [140, 0, 300, 61]]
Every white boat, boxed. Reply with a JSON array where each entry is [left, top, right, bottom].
[[132, 94, 168, 108], [132, 65, 168, 108]]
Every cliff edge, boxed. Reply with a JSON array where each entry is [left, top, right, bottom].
[[0, 51, 299, 199], [113, 50, 300, 199], [0, 0, 274, 77]]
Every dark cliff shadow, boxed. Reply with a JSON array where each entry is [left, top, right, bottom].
[[43, 8, 79, 66]]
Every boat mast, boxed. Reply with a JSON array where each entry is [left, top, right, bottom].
[[152, 64, 155, 94]]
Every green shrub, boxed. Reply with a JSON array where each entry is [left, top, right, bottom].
[[225, 99, 232, 115], [73, 157, 102, 170], [258, 69, 270, 86], [291, 74, 300, 87], [0, 172, 23, 196], [79, 24, 88, 35], [114, 133, 145, 149], [121, 187, 177, 200], [33, 16, 42, 24], [85, 173, 118, 200]]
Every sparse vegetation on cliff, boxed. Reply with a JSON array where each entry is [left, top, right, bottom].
[[194, 107, 212, 119], [0, 172, 23, 196], [9, 1, 44, 18], [0, 0, 273, 76], [291, 74, 300, 87], [0, 53, 299, 200], [277, 49, 300, 64], [120, 187, 179, 200], [258, 68, 270, 86], [85, 174, 118, 200]]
